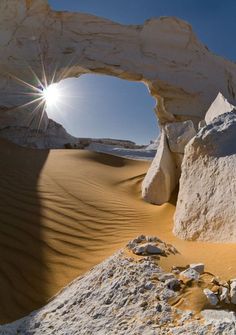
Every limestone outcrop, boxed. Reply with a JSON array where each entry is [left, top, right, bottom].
[[142, 131, 177, 204], [165, 120, 196, 154], [142, 120, 196, 204], [0, 119, 79, 149], [1, 0, 236, 204], [205, 92, 235, 124], [174, 111, 236, 242]]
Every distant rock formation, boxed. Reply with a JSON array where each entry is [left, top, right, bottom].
[[0, 119, 78, 149], [1, 0, 236, 203], [174, 100, 236, 242]]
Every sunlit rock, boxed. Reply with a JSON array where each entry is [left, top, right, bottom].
[[142, 131, 177, 205], [165, 120, 196, 154], [174, 112, 236, 242], [205, 92, 235, 124]]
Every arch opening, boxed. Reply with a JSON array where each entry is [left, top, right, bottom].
[[45, 74, 159, 147]]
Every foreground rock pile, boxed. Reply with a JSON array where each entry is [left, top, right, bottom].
[[1, 236, 236, 335]]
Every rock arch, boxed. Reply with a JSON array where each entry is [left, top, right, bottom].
[[1, 0, 236, 204]]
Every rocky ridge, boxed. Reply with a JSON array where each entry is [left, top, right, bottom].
[[1, 236, 236, 335]]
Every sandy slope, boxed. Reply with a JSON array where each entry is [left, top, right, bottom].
[[1, 139, 236, 324]]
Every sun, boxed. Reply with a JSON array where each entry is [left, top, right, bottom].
[[42, 83, 62, 107], [9, 63, 70, 130]]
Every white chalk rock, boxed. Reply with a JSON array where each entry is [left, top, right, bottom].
[[133, 243, 164, 255], [203, 289, 218, 306], [165, 120, 196, 154], [189, 263, 204, 274], [142, 131, 177, 205], [174, 111, 236, 242], [219, 286, 230, 304], [230, 280, 236, 304], [180, 268, 200, 281], [205, 92, 235, 125]]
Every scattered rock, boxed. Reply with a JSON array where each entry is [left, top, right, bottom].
[[219, 286, 230, 304], [165, 278, 181, 291], [133, 243, 164, 256], [158, 273, 176, 282], [127, 235, 177, 258], [189, 263, 204, 274], [203, 289, 218, 306], [230, 280, 236, 304], [179, 268, 200, 282]]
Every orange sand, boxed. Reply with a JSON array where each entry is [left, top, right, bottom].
[[0, 138, 236, 323]]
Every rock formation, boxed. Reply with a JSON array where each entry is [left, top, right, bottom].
[[205, 92, 235, 125], [2, 236, 236, 334], [1, 0, 236, 203], [142, 130, 177, 204], [174, 109, 236, 242], [142, 121, 196, 204]]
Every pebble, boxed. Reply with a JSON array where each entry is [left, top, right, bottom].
[[219, 286, 230, 304], [133, 243, 164, 256], [179, 268, 200, 282], [189, 263, 204, 274], [230, 280, 236, 304], [165, 278, 181, 291], [203, 288, 218, 306]]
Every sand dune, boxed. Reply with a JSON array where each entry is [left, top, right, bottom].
[[1, 138, 236, 323]]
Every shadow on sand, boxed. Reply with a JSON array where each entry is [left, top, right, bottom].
[[0, 139, 49, 323]]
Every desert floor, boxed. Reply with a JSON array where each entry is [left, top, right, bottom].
[[1, 138, 236, 323]]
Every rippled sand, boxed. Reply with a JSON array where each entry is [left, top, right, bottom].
[[1, 139, 236, 323]]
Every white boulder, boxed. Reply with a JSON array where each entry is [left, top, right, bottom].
[[203, 288, 219, 306], [205, 92, 235, 124], [203, 289, 218, 306], [174, 111, 236, 242], [165, 120, 196, 154], [142, 131, 177, 205], [179, 268, 200, 281]]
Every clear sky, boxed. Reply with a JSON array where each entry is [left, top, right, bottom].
[[47, 0, 236, 144]]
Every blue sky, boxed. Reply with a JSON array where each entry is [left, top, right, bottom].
[[48, 0, 236, 144]]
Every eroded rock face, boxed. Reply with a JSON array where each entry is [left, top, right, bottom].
[[174, 112, 236, 242]]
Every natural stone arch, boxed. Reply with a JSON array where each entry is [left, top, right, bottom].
[[1, 0, 236, 204], [45, 73, 158, 145]]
